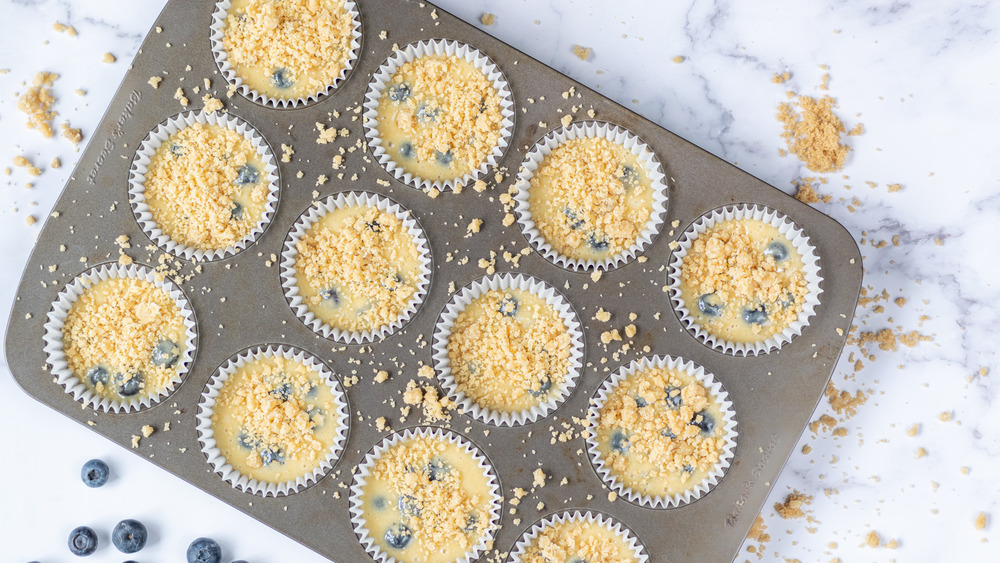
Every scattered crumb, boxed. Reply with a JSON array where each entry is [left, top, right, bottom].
[[202, 94, 223, 114], [17, 72, 60, 137], [672, 55, 685, 63], [61, 122, 82, 145], [141, 424, 155, 438], [481, 13, 496, 26], [532, 468, 546, 488], [572, 45, 592, 61], [975, 512, 988, 531], [148, 76, 162, 89], [102, 52, 116, 64], [772, 71, 791, 84], [777, 93, 851, 173], [774, 490, 812, 519], [863, 531, 881, 548], [915, 447, 927, 458]]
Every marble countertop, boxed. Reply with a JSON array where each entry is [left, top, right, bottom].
[[2, 0, 998, 561]]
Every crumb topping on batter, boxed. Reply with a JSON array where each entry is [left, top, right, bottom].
[[62, 277, 186, 402], [522, 519, 638, 563], [447, 289, 570, 413]]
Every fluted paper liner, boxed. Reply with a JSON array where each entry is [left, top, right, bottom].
[[210, 0, 362, 108], [280, 191, 432, 344], [513, 121, 669, 271], [42, 263, 198, 414], [196, 345, 349, 497], [349, 426, 502, 563], [668, 204, 823, 356], [432, 273, 585, 427], [586, 355, 738, 509], [509, 510, 649, 563], [363, 39, 515, 192], [128, 110, 280, 262]]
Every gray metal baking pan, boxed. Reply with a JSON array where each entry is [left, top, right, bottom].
[[4, 0, 862, 561]]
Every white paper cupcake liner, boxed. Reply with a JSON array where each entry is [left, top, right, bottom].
[[363, 39, 516, 192], [42, 263, 198, 414], [195, 344, 350, 497], [128, 110, 280, 262], [509, 510, 649, 563], [431, 273, 585, 427], [210, 0, 362, 108], [585, 355, 738, 509], [513, 121, 669, 271], [280, 191, 432, 344], [348, 426, 503, 563], [667, 204, 823, 356]]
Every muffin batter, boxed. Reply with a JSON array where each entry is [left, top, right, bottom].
[[62, 277, 187, 403], [528, 137, 654, 262], [144, 123, 269, 252], [447, 289, 571, 413], [679, 218, 807, 343], [361, 435, 495, 563], [519, 518, 638, 563], [211, 354, 345, 484], [294, 204, 423, 334], [376, 53, 503, 183], [222, 0, 355, 100], [596, 365, 726, 498]]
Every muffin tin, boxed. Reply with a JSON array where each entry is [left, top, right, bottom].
[[3, 1, 863, 561]]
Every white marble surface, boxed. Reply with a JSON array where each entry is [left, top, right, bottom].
[[2, 0, 999, 561]]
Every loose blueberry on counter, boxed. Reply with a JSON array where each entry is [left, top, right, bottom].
[[230, 202, 244, 221], [81, 458, 110, 488], [116, 371, 144, 397], [260, 447, 285, 466], [68, 526, 98, 556], [86, 366, 109, 387], [563, 207, 585, 230], [618, 164, 639, 188], [112, 519, 147, 554], [690, 412, 716, 434], [399, 141, 415, 159], [388, 83, 411, 102], [435, 150, 453, 166], [528, 374, 552, 397], [385, 523, 412, 549], [427, 457, 451, 481], [320, 287, 340, 305], [151, 339, 181, 368], [270, 383, 293, 401], [170, 143, 186, 159], [498, 295, 518, 317], [742, 305, 768, 326], [763, 240, 789, 262], [610, 429, 629, 453], [586, 232, 609, 250], [235, 164, 259, 186], [372, 495, 388, 510], [187, 537, 222, 563], [416, 103, 439, 122], [697, 293, 723, 317], [270, 68, 293, 89], [398, 494, 421, 517], [664, 386, 683, 408]]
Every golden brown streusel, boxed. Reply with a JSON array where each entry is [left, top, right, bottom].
[[520, 518, 638, 563]]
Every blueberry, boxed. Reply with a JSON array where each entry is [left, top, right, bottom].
[[151, 339, 181, 368], [416, 103, 438, 122], [307, 406, 324, 425], [237, 433, 258, 450], [463, 511, 480, 532], [388, 83, 411, 102], [399, 141, 415, 159], [427, 457, 451, 481], [568, 558, 589, 563], [366, 219, 382, 233], [478, 96, 488, 113], [763, 241, 789, 261], [466, 361, 480, 376], [68, 526, 98, 556], [664, 386, 683, 408], [398, 494, 421, 517], [697, 293, 723, 317], [780, 292, 796, 308], [563, 207, 585, 230], [498, 295, 519, 317], [610, 429, 629, 453], [691, 412, 716, 434], [81, 458, 109, 488], [116, 371, 144, 397], [186, 537, 222, 563], [372, 495, 388, 510], [270, 68, 293, 89], [435, 150, 453, 166], [618, 164, 639, 188], [528, 374, 552, 397], [682, 464, 695, 473], [86, 366, 109, 386], [320, 287, 340, 305], [384, 523, 412, 550], [270, 383, 293, 401], [260, 447, 284, 465], [235, 164, 259, 186], [170, 143, 186, 159], [586, 232, 609, 250], [382, 273, 404, 291], [112, 519, 147, 554], [742, 305, 768, 325], [633, 395, 648, 408], [230, 202, 244, 221]]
